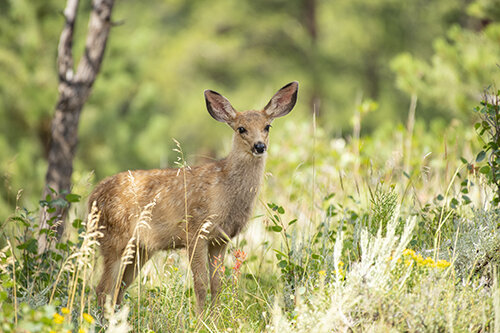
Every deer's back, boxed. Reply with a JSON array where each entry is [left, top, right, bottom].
[[89, 163, 223, 250], [89, 157, 263, 251]]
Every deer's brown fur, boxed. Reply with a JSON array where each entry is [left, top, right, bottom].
[[90, 82, 298, 311]]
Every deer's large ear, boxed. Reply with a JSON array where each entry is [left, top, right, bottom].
[[204, 90, 237, 123], [264, 81, 298, 119]]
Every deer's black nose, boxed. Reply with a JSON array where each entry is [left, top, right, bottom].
[[254, 142, 266, 154]]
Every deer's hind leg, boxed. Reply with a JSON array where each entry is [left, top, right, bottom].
[[96, 247, 121, 308]]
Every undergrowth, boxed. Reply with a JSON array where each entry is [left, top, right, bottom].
[[1, 93, 500, 332]]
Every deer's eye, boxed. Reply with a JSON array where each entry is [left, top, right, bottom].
[[237, 127, 246, 134], [264, 124, 272, 132]]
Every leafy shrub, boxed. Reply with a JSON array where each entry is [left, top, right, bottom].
[[450, 209, 500, 281], [0, 194, 102, 332], [269, 211, 494, 332], [474, 89, 500, 205]]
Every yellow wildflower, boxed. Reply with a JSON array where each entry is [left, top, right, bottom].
[[53, 313, 64, 324], [83, 313, 95, 324], [61, 307, 70, 314], [318, 270, 326, 276], [402, 249, 415, 257], [49, 330, 56, 333], [436, 259, 451, 269], [423, 257, 435, 267], [338, 261, 344, 267], [333, 268, 345, 277], [79, 329, 86, 333], [415, 254, 424, 265]]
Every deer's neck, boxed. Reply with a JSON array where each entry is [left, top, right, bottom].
[[221, 136, 267, 208], [223, 148, 266, 191], [216, 148, 265, 237]]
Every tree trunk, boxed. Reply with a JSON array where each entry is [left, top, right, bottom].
[[303, 0, 320, 116], [304, 0, 317, 43], [38, 0, 114, 254]]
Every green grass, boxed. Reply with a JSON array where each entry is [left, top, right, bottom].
[[1, 116, 500, 332]]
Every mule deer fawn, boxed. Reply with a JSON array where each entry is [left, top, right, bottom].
[[90, 81, 298, 311]]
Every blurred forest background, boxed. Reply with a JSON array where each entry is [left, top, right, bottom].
[[1, 0, 499, 219]]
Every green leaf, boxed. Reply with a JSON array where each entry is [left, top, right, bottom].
[[273, 249, 287, 258], [476, 150, 486, 162], [288, 219, 297, 226], [51, 198, 68, 208], [326, 204, 336, 217], [72, 218, 83, 229], [460, 157, 468, 164], [450, 198, 459, 209], [65, 193, 81, 203], [39, 199, 49, 207], [323, 193, 335, 201], [462, 195, 471, 204], [480, 165, 491, 174], [271, 225, 282, 232], [277, 206, 285, 214], [9, 216, 29, 227], [1, 303, 14, 317], [17, 238, 38, 254], [437, 194, 444, 201], [56, 242, 69, 251], [278, 260, 288, 268]]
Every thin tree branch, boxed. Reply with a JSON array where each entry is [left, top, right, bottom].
[[75, 0, 114, 86], [57, 0, 79, 83]]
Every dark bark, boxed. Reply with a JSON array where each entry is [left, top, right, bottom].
[[303, 0, 320, 116], [303, 0, 317, 44], [38, 0, 114, 254]]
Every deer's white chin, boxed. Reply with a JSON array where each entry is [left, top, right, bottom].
[[252, 151, 267, 157]]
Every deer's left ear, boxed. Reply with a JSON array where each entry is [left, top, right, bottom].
[[264, 81, 298, 119]]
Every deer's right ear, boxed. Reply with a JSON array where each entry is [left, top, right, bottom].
[[204, 90, 237, 123]]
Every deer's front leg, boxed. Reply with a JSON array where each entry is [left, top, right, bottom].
[[208, 240, 227, 305], [189, 241, 209, 313]]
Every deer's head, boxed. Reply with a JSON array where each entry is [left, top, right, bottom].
[[204, 82, 298, 157]]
